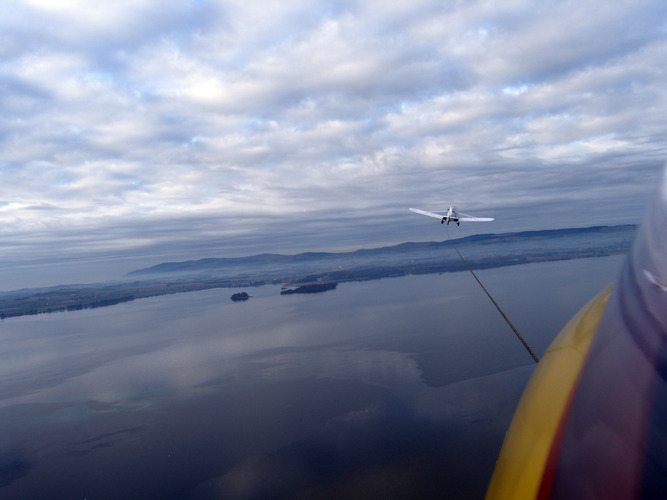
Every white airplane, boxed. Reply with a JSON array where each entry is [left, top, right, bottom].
[[409, 206, 494, 226]]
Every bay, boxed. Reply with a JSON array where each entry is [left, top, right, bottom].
[[0, 255, 624, 499]]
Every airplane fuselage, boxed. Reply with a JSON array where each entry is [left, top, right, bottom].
[[442, 206, 460, 226]]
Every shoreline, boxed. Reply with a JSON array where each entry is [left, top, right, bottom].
[[0, 248, 630, 320]]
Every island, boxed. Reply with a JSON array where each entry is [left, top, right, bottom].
[[280, 283, 338, 295], [231, 292, 250, 301]]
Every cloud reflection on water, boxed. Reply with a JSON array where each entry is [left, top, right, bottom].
[[0, 256, 625, 498]]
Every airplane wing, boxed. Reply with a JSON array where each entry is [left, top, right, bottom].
[[456, 211, 494, 222], [486, 165, 667, 499], [457, 216, 494, 222], [409, 208, 445, 220]]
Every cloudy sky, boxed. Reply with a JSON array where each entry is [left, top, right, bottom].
[[1, 0, 666, 288]]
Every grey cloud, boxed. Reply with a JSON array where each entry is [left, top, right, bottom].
[[0, 1, 666, 288]]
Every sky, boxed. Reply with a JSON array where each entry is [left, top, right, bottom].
[[1, 0, 667, 288]]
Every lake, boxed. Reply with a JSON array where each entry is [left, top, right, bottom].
[[0, 255, 624, 499]]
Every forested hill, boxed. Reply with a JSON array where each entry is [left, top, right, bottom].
[[128, 225, 637, 277]]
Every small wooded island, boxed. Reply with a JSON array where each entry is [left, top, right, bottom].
[[280, 283, 338, 295], [230, 292, 250, 301]]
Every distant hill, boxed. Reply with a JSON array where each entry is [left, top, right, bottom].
[[128, 225, 637, 277]]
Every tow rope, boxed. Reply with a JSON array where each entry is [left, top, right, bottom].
[[446, 226, 539, 363]]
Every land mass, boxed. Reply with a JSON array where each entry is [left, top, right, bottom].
[[0, 225, 636, 319]]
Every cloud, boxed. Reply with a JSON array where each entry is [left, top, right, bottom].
[[1, 0, 666, 286]]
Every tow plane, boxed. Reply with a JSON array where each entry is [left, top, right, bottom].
[[409, 206, 494, 226]]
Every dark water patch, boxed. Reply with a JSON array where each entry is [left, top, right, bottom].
[[187, 366, 532, 500], [0, 453, 31, 488]]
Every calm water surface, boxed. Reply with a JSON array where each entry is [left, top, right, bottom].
[[0, 256, 624, 499]]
